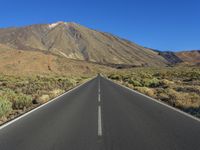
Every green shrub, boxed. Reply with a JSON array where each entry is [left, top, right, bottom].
[[0, 97, 12, 118], [66, 78, 77, 87], [142, 78, 160, 87], [0, 88, 17, 101], [0, 89, 33, 109], [12, 93, 32, 109], [139, 73, 153, 79], [108, 74, 121, 80], [128, 79, 142, 87]]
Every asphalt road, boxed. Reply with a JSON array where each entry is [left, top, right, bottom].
[[0, 76, 200, 150]]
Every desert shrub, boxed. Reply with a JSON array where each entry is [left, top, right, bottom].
[[0, 97, 12, 118], [80, 76, 90, 80], [0, 89, 32, 109], [139, 72, 153, 78], [57, 78, 76, 90], [108, 74, 121, 80], [0, 88, 17, 101], [134, 87, 156, 97], [165, 88, 200, 108], [142, 78, 160, 87], [121, 75, 129, 81], [185, 70, 200, 80], [106, 67, 200, 118], [160, 79, 174, 87], [176, 86, 200, 95], [158, 92, 169, 101], [36, 94, 50, 104], [49, 89, 64, 98], [122, 82, 134, 88], [66, 78, 77, 87], [0, 74, 89, 124], [12, 93, 32, 109], [128, 79, 142, 87]]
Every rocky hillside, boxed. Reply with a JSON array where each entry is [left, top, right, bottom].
[[176, 50, 200, 65], [158, 51, 183, 64], [0, 21, 168, 66], [0, 44, 114, 76], [153, 49, 200, 65]]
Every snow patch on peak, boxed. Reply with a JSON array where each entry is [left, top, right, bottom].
[[49, 22, 59, 29], [48, 21, 68, 29]]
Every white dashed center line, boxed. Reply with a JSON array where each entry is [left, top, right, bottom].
[[98, 105, 102, 136], [98, 93, 101, 102], [98, 77, 102, 136]]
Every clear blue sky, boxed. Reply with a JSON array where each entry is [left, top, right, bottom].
[[0, 0, 199, 51]]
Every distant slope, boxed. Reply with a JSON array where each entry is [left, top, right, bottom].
[[175, 50, 200, 65], [151, 48, 200, 65], [158, 51, 183, 64], [0, 44, 114, 75], [0, 22, 168, 66]]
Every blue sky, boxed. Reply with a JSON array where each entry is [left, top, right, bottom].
[[0, 0, 199, 51]]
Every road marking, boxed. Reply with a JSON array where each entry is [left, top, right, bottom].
[[98, 105, 103, 136], [0, 77, 95, 130], [98, 78, 101, 93], [98, 77, 101, 102], [98, 94, 101, 102], [105, 77, 200, 122], [98, 76, 102, 136]]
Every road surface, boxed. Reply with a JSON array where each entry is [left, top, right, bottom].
[[0, 76, 200, 150]]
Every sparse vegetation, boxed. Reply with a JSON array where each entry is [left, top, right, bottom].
[[0, 97, 12, 118], [1, 66, 200, 124], [0, 74, 91, 124], [107, 67, 200, 118]]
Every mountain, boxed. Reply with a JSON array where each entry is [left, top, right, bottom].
[[175, 50, 200, 65], [0, 21, 168, 66], [0, 43, 114, 75], [157, 51, 183, 64], [0, 21, 199, 68], [151, 48, 200, 65]]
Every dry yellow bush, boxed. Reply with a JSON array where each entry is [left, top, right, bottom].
[[134, 87, 156, 98]]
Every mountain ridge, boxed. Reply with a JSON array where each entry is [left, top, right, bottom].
[[0, 21, 168, 66], [0, 21, 199, 66]]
